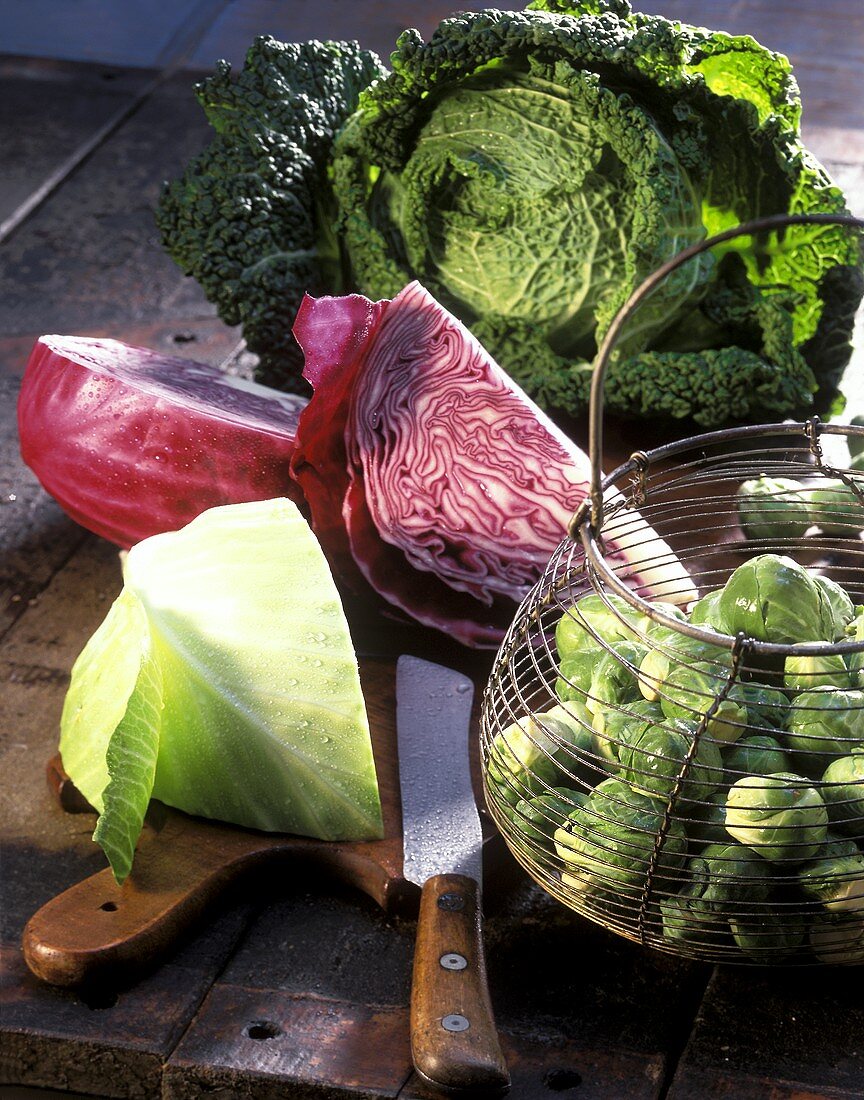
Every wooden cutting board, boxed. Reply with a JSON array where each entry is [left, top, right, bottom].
[[22, 656, 498, 991]]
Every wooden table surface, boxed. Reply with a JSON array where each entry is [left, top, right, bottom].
[[1, 2, 863, 1098]]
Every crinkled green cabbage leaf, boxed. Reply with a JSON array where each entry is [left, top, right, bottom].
[[60, 498, 383, 882], [158, 1, 863, 425]]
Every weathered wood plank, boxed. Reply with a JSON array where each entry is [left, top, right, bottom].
[[0, 70, 218, 339], [666, 966, 864, 1100], [0, 58, 244, 643], [3, 0, 228, 70], [0, 59, 156, 231], [163, 874, 710, 1099]]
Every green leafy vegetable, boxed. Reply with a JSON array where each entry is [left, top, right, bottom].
[[723, 735, 790, 779], [785, 653, 851, 694], [785, 687, 864, 772], [821, 754, 864, 837], [158, 2, 863, 424], [586, 640, 649, 718], [156, 39, 387, 390], [717, 553, 839, 643], [659, 659, 748, 742], [554, 776, 688, 893], [60, 499, 383, 882], [611, 714, 724, 803], [799, 835, 864, 911], [735, 476, 813, 540], [724, 772, 829, 863], [736, 474, 864, 540]]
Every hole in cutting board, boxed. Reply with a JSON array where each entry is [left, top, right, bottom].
[[245, 1020, 283, 1041], [99, 901, 118, 912]]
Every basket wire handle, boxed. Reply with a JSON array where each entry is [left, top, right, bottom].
[[580, 211, 864, 533], [806, 414, 864, 505]]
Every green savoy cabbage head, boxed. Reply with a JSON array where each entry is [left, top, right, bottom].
[[158, 1, 863, 422]]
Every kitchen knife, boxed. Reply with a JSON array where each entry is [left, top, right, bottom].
[[396, 655, 510, 1095]]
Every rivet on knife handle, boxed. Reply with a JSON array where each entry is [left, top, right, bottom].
[[410, 872, 509, 1094]]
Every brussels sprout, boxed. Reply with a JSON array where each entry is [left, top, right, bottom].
[[738, 682, 789, 731], [661, 890, 729, 950], [809, 913, 864, 963], [786, 687, 864, 772], [686, 842, 775, 906], [717, 554, 835, 644], [544, 700, 608, 786], [638, 637, 730, 703], [820, 753, 864, 838], [784, 653, 851, 694], [728, 912, 807, 959], [554, 777, 688, 893], [798, 834, 864, 911], [644, 602, 688, 635], [725, 772, 829, 863], [488, 703, 602, 806], [845, 608, 864, 688], [683, 788, 732, 847], [555, 652, 595, 703], [688, 589, 729, 633], [586, 639, 648, 718], [812, 574, 856, 639], [660, 660, 748, 743], [723, 735, 790, 779], [487, 713, 571, 807], [661, 843, 781, 956], [662, 841, 807, 958], [804, 478, 864, 536], [612, 716, 724, 803], [555, 593, 651, 658], [591, 698, 664, 770], [510, 787, 587, 849], [735, 476, 813, 540]]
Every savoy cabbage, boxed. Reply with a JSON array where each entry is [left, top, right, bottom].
[[157, 0, 863, 426]]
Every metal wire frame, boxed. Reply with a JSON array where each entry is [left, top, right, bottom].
[[481, 212, 864, 966]]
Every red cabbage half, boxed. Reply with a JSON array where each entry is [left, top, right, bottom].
[[18, 336, 308, 548], [291, 281, 695, 647]]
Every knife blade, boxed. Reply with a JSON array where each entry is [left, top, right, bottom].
[[396, 654, 509, 1095]]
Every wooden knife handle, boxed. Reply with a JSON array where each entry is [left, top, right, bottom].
[[410, 872, 509, 1095]]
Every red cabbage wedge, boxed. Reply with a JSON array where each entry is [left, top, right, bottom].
[[291, 281, 695, 647], [18, 336, 307, 548]]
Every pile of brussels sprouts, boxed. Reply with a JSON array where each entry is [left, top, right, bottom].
[[486, 553, 864, 963], [736, 424, 864, 540]]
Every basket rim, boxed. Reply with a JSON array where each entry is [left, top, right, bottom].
[[571, 417, 864, 657]]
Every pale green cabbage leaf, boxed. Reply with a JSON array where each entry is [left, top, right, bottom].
[[60, 498, 383, 882]]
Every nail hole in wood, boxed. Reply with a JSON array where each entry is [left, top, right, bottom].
[[245, 1020, 282, 1041], [80, 987, 119, 1010], [544, 1068, 582, 1090]]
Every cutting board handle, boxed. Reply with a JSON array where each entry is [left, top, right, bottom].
[[21, 810, 272, 988], [23, 799, 413, 990]]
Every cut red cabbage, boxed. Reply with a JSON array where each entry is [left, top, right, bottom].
[[18, 336, 307, 548], [291, 281, 695, 647]]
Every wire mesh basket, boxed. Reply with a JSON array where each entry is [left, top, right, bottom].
[[481, 212, 864, 966]]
